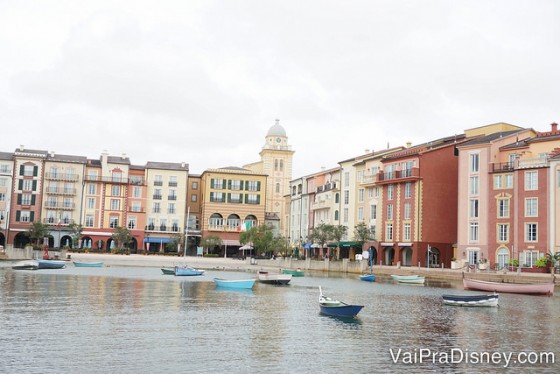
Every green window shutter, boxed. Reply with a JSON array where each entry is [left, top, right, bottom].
[[32, 180, 37, 191], [222, 179, 226, 189], [210, 179, 214, 188], [257, 181, 261, 191], [31, 195, 36, 205], [33, 166, 38, 176], [257, 195, 260, 204], [239, 194, 243, 203], [244, 194, 248, 204], [227, 193, 231, 203], [228, 180, 231, 189], [18, 180, 23, 190], [17, 194, 21, 204], [210, 192, 214, 201], [246, 180, 249, 190], [240, 180, 244, 190], [16, 211, 21, 221], [19, 165, 24, 175], [30, 211, 35, 222]]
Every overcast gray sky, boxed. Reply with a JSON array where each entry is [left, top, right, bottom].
[[1, 0, 559, 177]]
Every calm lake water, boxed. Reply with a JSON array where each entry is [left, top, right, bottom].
[[0, 262, 558, 373]]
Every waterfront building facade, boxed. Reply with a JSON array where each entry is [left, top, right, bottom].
[[0, 152, 14, 247], [200, 167, 267, 256]]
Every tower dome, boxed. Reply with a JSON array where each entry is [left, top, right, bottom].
[[266, 119, 287, 137]]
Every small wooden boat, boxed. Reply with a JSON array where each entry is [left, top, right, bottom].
[[282, 269, 304, 277], [12, 260, 39, 270], [174, 266, 205, 276], [319, 286, 363, 318], [360, 274, 376, 282], [442, 293, 499, 307], [37, 259, 66, 269], [161, 268, 175, 275], [257, 271, 292, 285], [73, 261, 104, 267], [214, 278, 255, 289], [391, 274, 425, 284], [463, 278, 554, 295]]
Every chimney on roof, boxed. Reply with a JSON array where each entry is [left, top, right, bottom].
[[552, 122, 558, 133], [181, 162, 186, 168], [19, 145, 24, 151], [406, 141, 412, 148], [49, 151, 55, 158], [121, 153, 127, 159]]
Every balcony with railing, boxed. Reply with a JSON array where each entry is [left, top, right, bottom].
[[376, 168, 420, 184], [43, 218, 75, 226], [491, 157, 548, 173], [168, 195, 177, 201], [153, 194, 162, 200], [45, 172, 80, 182], [316, 182, 338, 194], [144, 224, 181, 233], [44, 202, 76, 210], [45, 187, 77, 195], [84, 175, 144, 185]]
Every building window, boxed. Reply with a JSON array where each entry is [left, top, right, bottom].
[[358, 207, 364, 221], [168, 203, 176, 214], [19, 211, 31, 222], [404, 202, 411, 220], [191, 194, 197, 202], [498, 224, 509, 242], [192, 181, 198, 189], [127, 217, 136, 230], [22, 179, 32, 191], [385, 223, 393, 240], [229, 193, 242, 204], [132, 187, 141, 198], [87, 198, 95, 209], [280, 160, 284, 171], [245, 181, 259, 191], [153, 202, 160, 213], [368, 187, 374, 198], [88, 184, 96, 194], [387, 204, 393, 220], [23, 165, 34, 177], [525, 223, 537, 242], [344, 172, 350, 187], [497, 248, 509, 270], [246, 194, 259, 204], [344, 190, 349, 205], [275, 183, 280, 193], [370, 205, 377, 220], [525, 198, 538, 217], [524, 171, 538, 190], [169, 176, 178, 187], [375, 186, 380, 198], [168, 189, 177, 200], [387, 184, 394, 200], [469, 153, 479, 173], [497, 199, 509, 218], [494, 175, 502, 189], [335, 193, 339, 204], [469, 176, 479, 196], [154, 175, 163, 186], [131, 202, 141, 212], [85, 215, 94, 227], [109, 216, 119, 228], [505, 174, 513, 188], [358, 189, 364, 203], [21, 194, 32, 205], [522, 251, 540, 267], [469, 199, 479, 218], [343, 208, 348, 223], [469, 222, 479, 241], [403, 223, 411, 241], [468, 250, 479, 266], [111, 185, 120, 196], [274, 159, 278, 171], [334, 210, 339, 221], [230, 180, 241, 190], [404, 182, 411, 198], [110, 199, 120, 210]]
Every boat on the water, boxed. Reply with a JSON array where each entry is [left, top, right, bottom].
[[282, 269, 304, 277], [463, 278, 554, 295], [174, 266, 205, 276], [442, 293, 499, 307], [213, 278, 255, 289], [360, 274, 376, 282], [257, 271, 292, 285], [73, 261, 104, 267], [161, 268, 175, 275], [391, 274, 425, 284], [12, 260, 39, 270], [37, 259, 66, 269], [319, 286, 363, 318]]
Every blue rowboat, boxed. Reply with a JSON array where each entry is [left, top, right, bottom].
[[174, 266, 205, 276], [319, 286, 363, 318], [73, 261, 104, 267], [37, 259, 66, 269], [360, 274, 376, 282], [214, 278, 255, 289]]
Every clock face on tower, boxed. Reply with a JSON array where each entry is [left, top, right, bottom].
[[276, 137, 281, 143]]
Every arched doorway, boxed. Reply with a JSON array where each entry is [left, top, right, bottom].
[[81, 236, 93, 250], [14, 233, 30, 248], [497, 247, 509, 270], [384, 247, 395, 266], [60, 235, 73, 249], [401, 247, 412, 266], [128, 238, 138, 254]]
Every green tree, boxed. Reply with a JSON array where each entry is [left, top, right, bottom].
[[200, 235, 223, 255], [67, 222, 83, 248], [354, 222, 373, 245], [112, 226, 133, 252], [25, 222, 50, 249], [240, 224, 276, 256], [309, 223, 334, 249]]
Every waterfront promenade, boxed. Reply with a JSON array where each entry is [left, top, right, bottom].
[[66, 252, 558, 286]]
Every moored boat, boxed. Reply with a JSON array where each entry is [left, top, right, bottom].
[[360, 274, 376, 282], [161, 268, 175, 275], [319, 286, 363, 318], [442, 293, 499, 307], [257, 271, 292, 285], [37, 259, 66, 269], [463, 278, 554, 295], [12, 260, 39, 270], [73, 261, 104, 267], [214, 278, 255, 289], [282, 269, 304, 277], [391, 274, 425, 284], [174, 266, 205, 276]]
